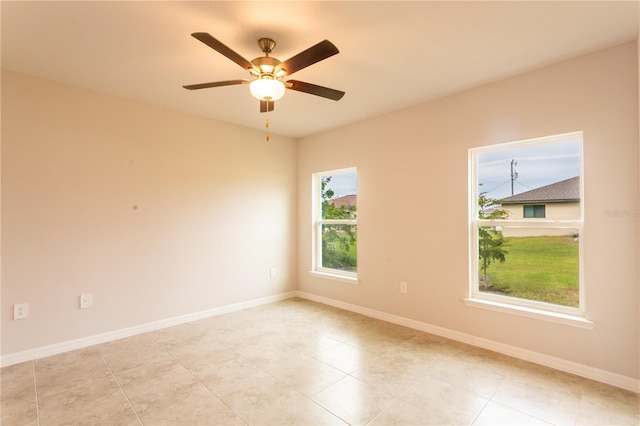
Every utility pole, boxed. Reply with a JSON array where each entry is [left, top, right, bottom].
[[510, 159, 518, 195]]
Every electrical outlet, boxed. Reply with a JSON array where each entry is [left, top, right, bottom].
[[270, 266, 276, 278], [400, 281, 408, 294], [80, 293, 93, 309], [14, 303, 29, 320]]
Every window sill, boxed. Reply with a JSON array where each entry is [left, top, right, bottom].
[[309, 271, 359, 285], [463, 297, 594, 330]]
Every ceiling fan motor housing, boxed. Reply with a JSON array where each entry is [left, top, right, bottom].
[[250, 56, 283, 78]]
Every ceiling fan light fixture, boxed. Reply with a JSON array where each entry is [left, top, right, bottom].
[[259, 64, 275, 74], [184, 33, 344, 112], [249, 77, 285, 101]]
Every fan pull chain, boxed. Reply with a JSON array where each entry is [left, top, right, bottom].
[[265, 117, 270, 142], [265, 100, 271, 141]]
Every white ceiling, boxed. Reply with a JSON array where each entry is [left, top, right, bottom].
[[2, 1, 638, 139]]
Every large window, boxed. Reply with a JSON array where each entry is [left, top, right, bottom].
[[312, 168, 357, 281], [469, 132, 584, 320]]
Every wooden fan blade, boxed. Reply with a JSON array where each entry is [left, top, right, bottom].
[[260, 100, 275, 113], [191, 32, 255, 71], [280, 40, 339, 76], [183, 80, 249, 90], [286, 80, 345, 101]]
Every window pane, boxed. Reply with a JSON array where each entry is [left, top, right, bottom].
[[320, 172, 357, 220], [477, 139, 581, 220], [322, 224, 357, 272], [523, 205, 546, 218], [478, 226, 579, 307]]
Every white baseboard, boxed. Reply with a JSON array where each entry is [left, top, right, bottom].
[[296, 291, 640, 393], [4, 290, 637, 393], [1, 291, 297, 368]]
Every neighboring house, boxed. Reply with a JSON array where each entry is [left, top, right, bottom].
[[499, 176, 580, 237], [330, 194, 357, 217]]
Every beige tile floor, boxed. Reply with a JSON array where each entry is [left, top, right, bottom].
[[1, 298, 638, 425]]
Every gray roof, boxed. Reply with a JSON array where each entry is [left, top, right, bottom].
[[330, 194, 357, 208], [500, 176, 580, 204]]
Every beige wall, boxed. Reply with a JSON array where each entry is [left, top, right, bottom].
[[502, 201, 580, 221], [1, 70, 298, 355], [298, 42, 639, 379]]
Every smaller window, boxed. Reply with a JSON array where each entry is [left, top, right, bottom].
[[523, 205, 546, 218], [312, 168, 358, 281]]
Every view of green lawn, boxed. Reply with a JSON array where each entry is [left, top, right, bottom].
[[481, 235, 579, 307], [322, 226, 357, 272]]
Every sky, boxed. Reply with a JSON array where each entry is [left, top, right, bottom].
[[476, 138, 581, 200], [325, 169, 357, 197]]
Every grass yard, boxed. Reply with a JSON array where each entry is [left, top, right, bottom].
[[322, 227, 357, 272], [481, 235, 579, 307]]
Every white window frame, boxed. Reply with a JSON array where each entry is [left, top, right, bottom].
[[466, 132, 592, 328], [310, 168, 358, 284]]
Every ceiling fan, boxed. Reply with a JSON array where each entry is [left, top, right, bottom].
[[183, 33, 345, 112]]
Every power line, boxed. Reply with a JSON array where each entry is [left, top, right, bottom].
[[480, 180, 511, 195], [514, 180, 535, 191]]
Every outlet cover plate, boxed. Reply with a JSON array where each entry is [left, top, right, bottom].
[[80, 293, 93, 309], [14, 303, 29, 320]]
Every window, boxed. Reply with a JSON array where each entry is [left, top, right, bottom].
[[523, 205, 545, 218], [468, 132, 585, 321], [312, 168, 358, 282]]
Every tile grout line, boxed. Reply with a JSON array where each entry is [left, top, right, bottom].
[[488, 361, 585, 425], [148, 332, 251, 426], [180, 364, 250, 426], [31, 361, 41, 426], [482, 399, 556, 425], [468, 397, 492, 425], [98, 351, 144, 426], [162, 322, 352, 425], [263, 362, 353, 426]]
